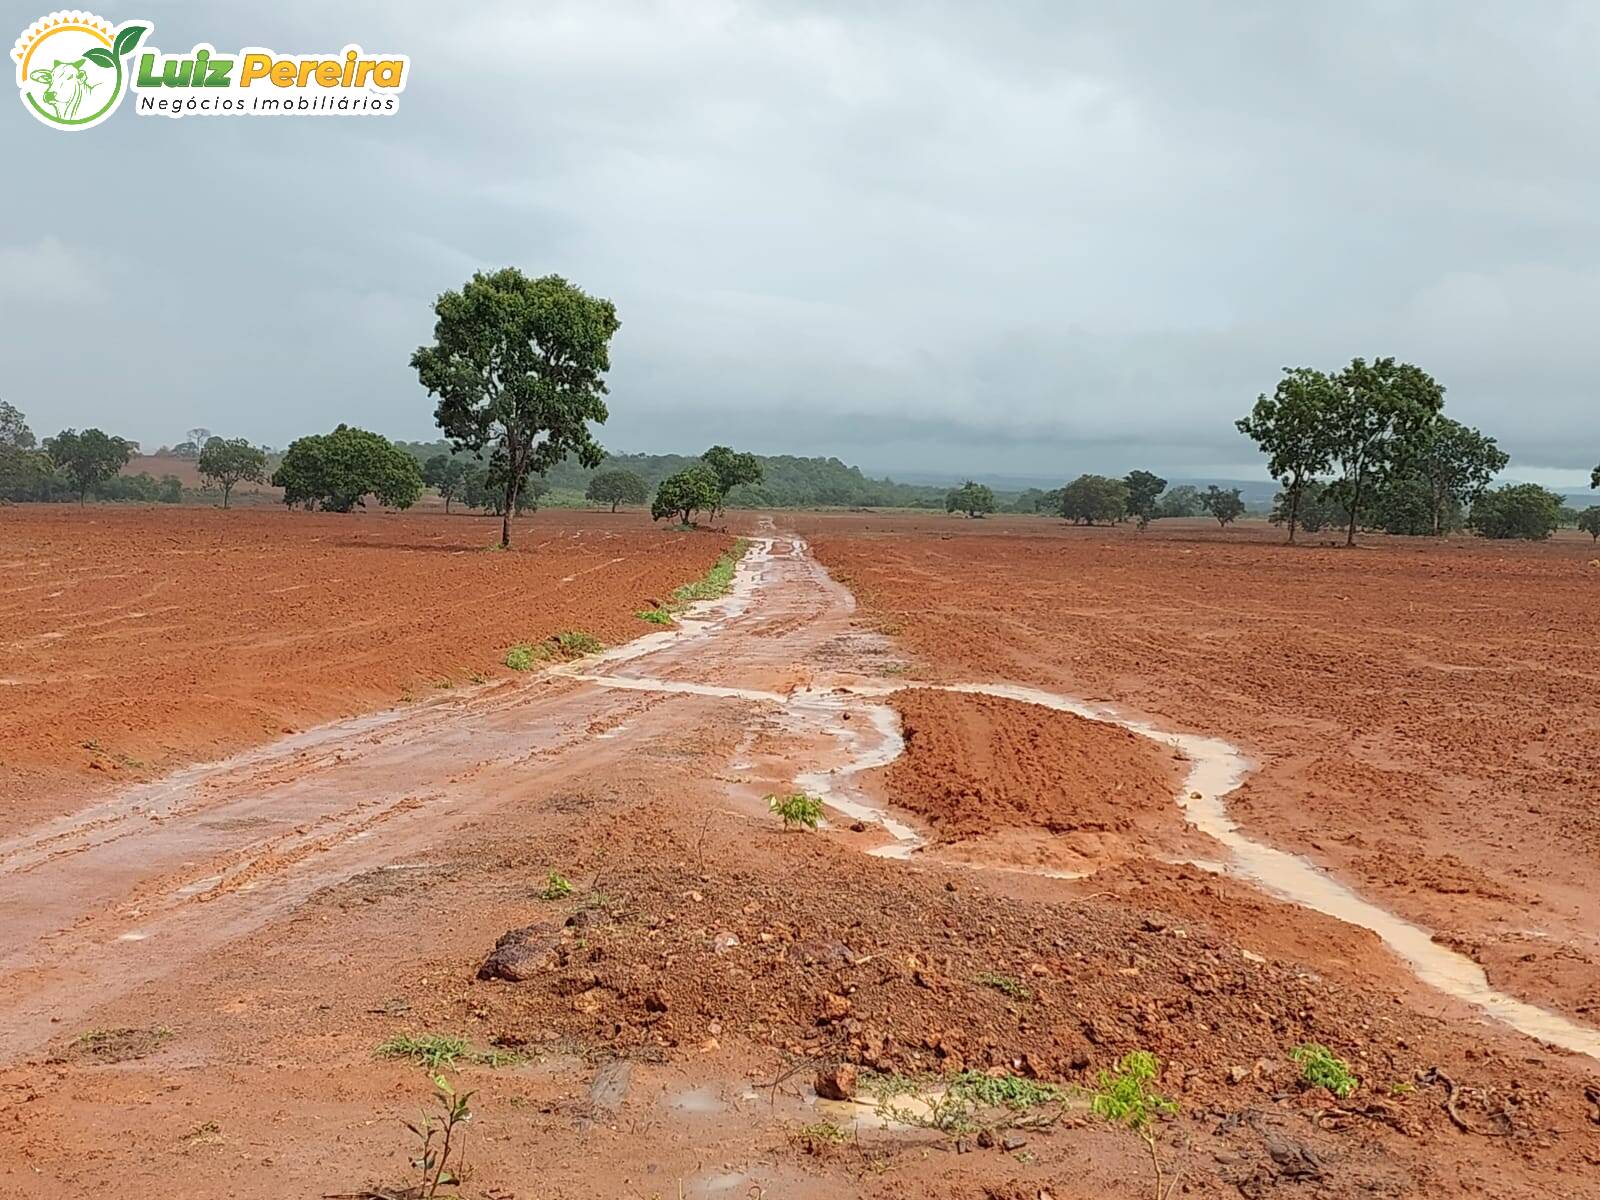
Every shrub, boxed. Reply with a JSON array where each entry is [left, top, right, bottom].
[[504, 643, 546, 671], [1468, 483, 1563, 540], [553, 630, 603, 657]]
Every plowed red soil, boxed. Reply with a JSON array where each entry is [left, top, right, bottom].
[[878, 689, 1199, 875], [0, 505, 729, 830], [799, 513, 1600, 1024]]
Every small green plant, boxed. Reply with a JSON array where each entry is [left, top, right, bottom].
[[503, 643, 545, 671], [947, 1071, 1062, 1109], [976, 971, 1032, 1002], [376, 1033, 523, 1071], [402, 1074, 473, 1198], [767, 792, 823, 830], [635, 607, 674, 626], [553, 630, 604, 657], [1290, 1042, 1358, 1098], [866, 1069, 1064, 1134], [1091, 1051, 1178, 1200], [540, 870, 574, 900], [789, 1120, 849, 1154]]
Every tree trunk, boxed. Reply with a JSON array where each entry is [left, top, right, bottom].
[[612, 500, 619, 513], [222, 482, 231, 509], [444, 495, 452, 514], [1286, 480, 1300, 544], [1345, 475, 1361, 547]]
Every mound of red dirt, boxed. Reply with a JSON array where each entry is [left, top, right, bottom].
[[880, 688, 1184, 841]]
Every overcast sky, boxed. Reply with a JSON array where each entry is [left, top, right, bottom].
[[5, 1, 1597, 486]]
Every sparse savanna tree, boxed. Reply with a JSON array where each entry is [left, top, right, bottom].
[[1201, 485, 1246, 527], [1270, 480, 1342, 534], [1123, 470, 1167, 530], [1578, 506, 1600, 541], [651, 465, 719, 525], [196, 436, 266, 508], [43, 427, 134, 505], [701, 445, 764, 519], [412, 269, 619, 548], [421, 454, 471, 513], [1236, 367, 1337, 543], [270, 424, 422, 512], [1058, 474, 1129, 525], [1592, 463, 1599, 490], [1468, 483, 1564, 540], [1323, 357, 1446, 547], [182, 428, 211, 459], [586, 467, 648, 512], [945, 479, 995, 517]]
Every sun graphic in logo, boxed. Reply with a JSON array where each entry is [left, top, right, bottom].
[[12, 10, 149, 130]]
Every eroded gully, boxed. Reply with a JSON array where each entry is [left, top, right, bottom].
[[0, 528, 1595, 1063]]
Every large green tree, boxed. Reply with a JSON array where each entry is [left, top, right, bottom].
[[44, 428, 134, 504], [1123, 470, 1167, 530], [1236, 368, 1337, 543], [197, 436, 267, 508], [701, 445, 764, 519], [1323, 357, 1445, 547], [270, 425, 422, 512], [945, 480, 995, 517], [1468, 483, 1563, 540], [651, 465, 719, 524], [586, 467, 648, 512], [0, 401, 51, 501], [412, 269, 619, 548], [1058, 474, 1128, 525], [1377, 417, 1507, 537]]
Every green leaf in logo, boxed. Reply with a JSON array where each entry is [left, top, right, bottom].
[[112, 24, 149, 59], [83, 46, 115, 68]]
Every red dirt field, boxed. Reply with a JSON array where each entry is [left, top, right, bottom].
[[798, 513, 1600, 1026], [2, 515, 1598, 1200], [0, 504, 730, 830]]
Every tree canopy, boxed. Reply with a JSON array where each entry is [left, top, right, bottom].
[[270, 425, 422, 512], [651, 465, 719, 524], [1468, 483, 1563, 540], [1058, 474, 1128, 524], [945, 480, 995, 517], [1578, 507, 1600, 541], [197, 436, 267, 508], [412, 268, 619, 547], [422, 454, 471, 512], [586, 468, 648, 511], [1123, 470, 1167, 529], [1201, 485, 1246, 527], [1236, 368, 1337, 542], [701, 445, 764, 517], [43, 428, 135, 504]]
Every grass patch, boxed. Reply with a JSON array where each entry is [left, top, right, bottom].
[[863, 1069, 1066, 1134], [669, 539, 749, 607], [767, 792, 823, 830], [788, 1120, 849, 1154], [976, 971, 1032, 1002], [552, 630, 604, 657], [504, 643, 550, 671], [539, 870, 574, 900], [68, 1026, 173, 1064], [635, 607, 674, 626], [1290, 1042, 1358, 1098], [376, 1033, 524, 1071]]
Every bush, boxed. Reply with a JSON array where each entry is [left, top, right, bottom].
[[1577, 506, 1600, 541], [1468, 483, 1563, 540]]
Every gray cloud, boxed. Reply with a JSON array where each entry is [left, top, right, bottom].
[[5, 0, 1597, 487]]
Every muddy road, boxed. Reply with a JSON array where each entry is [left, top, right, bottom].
[[4, 527, 1598, 1199]]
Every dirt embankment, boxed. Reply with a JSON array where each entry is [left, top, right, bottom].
[[799, 513, 1600, 1024], [0, 505, 730, 830]]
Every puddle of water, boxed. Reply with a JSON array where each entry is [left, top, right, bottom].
[[665, 1086, 726, 1115]]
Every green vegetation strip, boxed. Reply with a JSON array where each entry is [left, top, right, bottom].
[[635, 538, 751, 625]]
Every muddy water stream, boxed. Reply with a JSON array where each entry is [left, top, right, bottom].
[[595, 531, 1600, 1060]]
